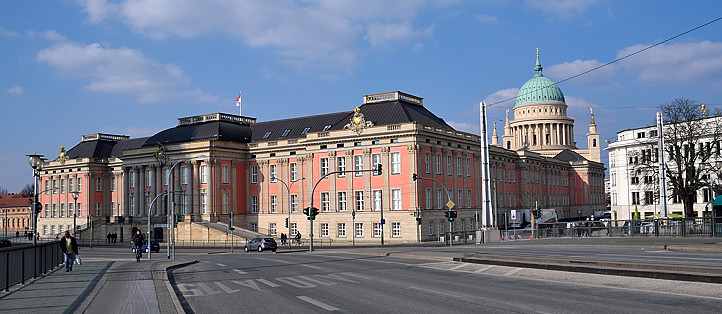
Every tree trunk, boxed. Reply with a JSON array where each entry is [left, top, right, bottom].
[[683, 194, 695, 219]]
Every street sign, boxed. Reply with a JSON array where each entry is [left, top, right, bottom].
[[446, 200, 455, 210]]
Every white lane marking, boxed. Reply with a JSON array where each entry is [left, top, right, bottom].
[[255, 255, 325, 270], [277, 277, 317, 288], [216, 263, 228, 267], [231, 279, 262, 291], [256, 278, 281, 288], [448, 263, 468, 271], [301, 264, 323, 270], [503, 267, 523, 276], [474, 265, 494, 273], [233, 269, 247, 275], [215, 282, 239, 293], [298, 275, 335, 286], [297, 296, 340, 311]]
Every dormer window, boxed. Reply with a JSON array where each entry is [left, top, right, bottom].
[[301, 127, 311, 134], [281, 129, 291, 137], [322, 125, 331, 132], [263, 131, 272, 139]]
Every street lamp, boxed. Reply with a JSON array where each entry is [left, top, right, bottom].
[[27, 154, 44, 247], [412, 173, 454, 246], [71, 191, 79, 238], [272, 175, 305, 247]]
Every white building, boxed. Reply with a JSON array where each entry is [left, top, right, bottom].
[[607, 119, 718, 220]]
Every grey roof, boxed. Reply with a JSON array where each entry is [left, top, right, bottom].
[[142, 121, 253, 147], [251, 100, 454, 141], [67, 137, 149, 159], [111, 137, 149, 157], [554, 149, 587, 162]]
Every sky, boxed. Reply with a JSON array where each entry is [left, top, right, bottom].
[[2, 0, 722, 191]]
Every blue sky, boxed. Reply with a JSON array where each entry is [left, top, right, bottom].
[[2, 0, 722, 191]]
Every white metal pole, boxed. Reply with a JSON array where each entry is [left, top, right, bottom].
[[479, 102, 493, 227], [657, 112, 669, 218]]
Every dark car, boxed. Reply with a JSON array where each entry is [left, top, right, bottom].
[[0, 239, 11, 248], [143, 241, 161, 253], [245, 237, 277, 253]]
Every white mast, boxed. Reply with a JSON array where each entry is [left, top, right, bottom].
[[657, 112, 668, 218], [480, 101, 494, 227]]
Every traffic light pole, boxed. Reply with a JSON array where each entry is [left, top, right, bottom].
[[308, 165, 382, 252], [412, 174, 454, 245]]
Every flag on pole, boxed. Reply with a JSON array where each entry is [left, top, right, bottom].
[[235, 92, 242, 116]]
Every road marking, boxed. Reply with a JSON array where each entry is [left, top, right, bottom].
[[503, 267, 522, 276], [297, 296, 340, 311], [176, 283, 203, 297], [216, 263, 228, 267], [298, 275, 336, 286], [474, 265, 494, 273], [277, 276, 318, 288], [256, 278, 281, 288], [233, 269, 247, 275], [231, 279, 263, 291], [300, 264, 323, 270], [197, 282, 222, 295], [448, 263, 468, 271], [215, 282, 239, 293]]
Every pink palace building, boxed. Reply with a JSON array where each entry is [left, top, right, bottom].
[[36, 52, 605, 243]]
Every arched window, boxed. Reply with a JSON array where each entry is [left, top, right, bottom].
[[592, 139, 597, 147]]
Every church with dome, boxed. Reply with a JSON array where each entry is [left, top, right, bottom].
[[497, 48, 601, 163]]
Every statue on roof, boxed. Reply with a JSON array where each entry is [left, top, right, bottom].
[[58, 145, 67, 165], [344, 107, 374, 134]]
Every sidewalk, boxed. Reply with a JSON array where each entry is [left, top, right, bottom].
[[0, 261, 112, 314]]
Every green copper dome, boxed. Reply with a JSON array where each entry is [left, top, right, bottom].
[[514, 48, 565, 107]]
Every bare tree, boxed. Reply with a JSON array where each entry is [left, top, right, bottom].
[[0, 186, 7, 197], [659, 98, 722, 218], [20, 184, 34, 197]]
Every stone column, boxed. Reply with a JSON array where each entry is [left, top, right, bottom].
[[155, 165, 162, 216], [208, 160, 215, 220], [123, 168, 129, 217], [231, 160, 237, 223], [193, 161, 200, 221]]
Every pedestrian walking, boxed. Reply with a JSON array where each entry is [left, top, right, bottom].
[[295, 232, 301, 246], [280, 233, 287, 246], [60, 231, 79, 272], [107, 233, 111, 244]]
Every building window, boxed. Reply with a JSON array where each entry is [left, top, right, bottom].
[[129, 195, 135, 214], [250, 196, 258, 213], [644, 191, 654, 205], [250, 223, 258, 232], [320, 223, 329, 237], [436, 190, 444, 209], [465, 157, 471, 177], [181, 166, 189, 185], [425, 188, 432, 209], [183, 194, 191, 214], [290, 223, 298, 237], [466, 190, 472, 208], [392, 222, 401, 238], [321, 192, 330, 211], [42, 225, 47, 235], [338, 192, 347, 211], [703, 188, 712, 203], [147, 169, 154, 187], [391, 189, 401, 210], [201, 191, 208, 214], [270, 195, 278, 213], [631, 192, 640, 205], [435, 155, 442, 174], [456, 156, 463, 176], [373, 190, 382, 211], [631, 177, 639, 185], [354, 155, 363, 176], [457, 189, 463, 208], [111, 176, 116, 191], [447, 154, 453, 176], [391, 152, 401, 174], [222, 191, 229, 214], [337, 157, 346, 176], [355, 191, 364, 211], [95, 177, 102, 191], [200, 165, 208, 184], [355, 223, 364, 238], [373, 223, 382, 238], [269, 223, 277, 237], [320, 158, 329, 176], [163, 168, 169, 186], [250, 165, 258, 183], [77, 177, 82, 192], [222, 165, 230, 184], [60, 179, 65, 193], [425, 154, 431, 174], [290, 194, 299, 212], [372, 154, 381, 176], [59, 203, 65, 218], [337, 223, 346, 238], [270, 165, 277, 182], [290, 163, 298, 181]]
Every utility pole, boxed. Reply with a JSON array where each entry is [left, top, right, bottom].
[[657, 112, 669, 218]]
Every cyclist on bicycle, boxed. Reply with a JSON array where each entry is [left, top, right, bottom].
[[132, 230, 145, 262]]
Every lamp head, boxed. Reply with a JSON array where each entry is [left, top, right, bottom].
[[26, 154, 44, 170]]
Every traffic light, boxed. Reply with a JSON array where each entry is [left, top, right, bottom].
[[416, 217, 422, 225], [284, 217, 289, 228], [444, 211, 457, 222], [374, 163, 383, 175], [309, 207, 319, 220], [412, 173, 418, 181], [33, 202, 42, 214], [303, 207, 309, 216]]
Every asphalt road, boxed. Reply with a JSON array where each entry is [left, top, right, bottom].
[[171, 250, 722, 314]]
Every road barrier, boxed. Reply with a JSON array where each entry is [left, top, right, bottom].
[[0, 240, 63, 292]]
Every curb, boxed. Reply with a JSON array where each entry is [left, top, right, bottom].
[[163, 260, 199, 314], [454, 257, 722, 284]]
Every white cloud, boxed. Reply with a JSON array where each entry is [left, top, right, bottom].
[[37, 40, 216, 104], [546, 59, 615, 82], [448, 121, 478, 134], [6, 85, 24, 96], [475, 14, 498, 24], [484, 88, 519, 107], [75, 0, 444, 69], [525, 0, 597, 17], [366, 22, 432, 47], [617, 41, 722, 82], [26, 30, 67, 42]]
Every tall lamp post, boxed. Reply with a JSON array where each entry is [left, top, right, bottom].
[[27, 154, 45, 247], [71, 191, 79, 238], [273, 175, 305, 247]]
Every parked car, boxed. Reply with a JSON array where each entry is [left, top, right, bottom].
[[0, 238, 11, 248], [245, 237, 277, 253]]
